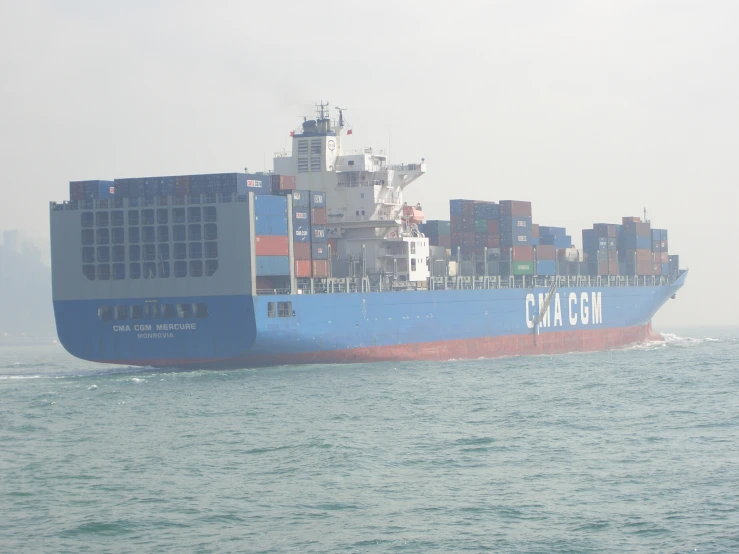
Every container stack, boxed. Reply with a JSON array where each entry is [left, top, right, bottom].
[[450, 199, 476, 257], [112, 173, 275, 198], [619, 217, 652, 275], [271, 175, 296, 195], [69, 180, 114, 201], [291, 190, 312, 278], [535, 245, 557, 275], [499, 201, 532, 247], [651, 229, 669, 276], [500, 245, 534, 276], [538, 226, 572, 249], [310, 191, 329, 277], [421, 220, 451, 248], [253, 195, 289, 280], [472, 201, 500, 259]]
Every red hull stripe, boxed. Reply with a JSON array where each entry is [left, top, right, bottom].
[[106, 324, 662, 368]]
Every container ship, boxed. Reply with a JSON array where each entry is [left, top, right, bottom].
[[50, 103, 686, 368]]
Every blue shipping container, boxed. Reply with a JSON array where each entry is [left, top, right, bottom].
[[293, 224, 311, 243], [538, 226, 566, 237], [255, 215, 288, 235], [311, 225, 327, 243], [536, 260, 557, 276], [309, 191, 326, 208], [243, 174, 272, 195], [661, 263, 670, 276], [622, 235, 652, 250], [254, 195, 288, 215], [292, 190, 311, 208], [540, 235, 572, 248], [450, 199, 470, 214], [98, 180, 115, 199], [311, 243, 329, 260], [293, 208, 310, 222], [582, 229, 596, 252], [531, 237, 539, 246], [255, 256, 289, 276]]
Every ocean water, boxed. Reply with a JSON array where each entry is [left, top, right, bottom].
[[1, 328, 738, 553]]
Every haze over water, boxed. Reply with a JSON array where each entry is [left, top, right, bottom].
[[2, 327, 738, 552]]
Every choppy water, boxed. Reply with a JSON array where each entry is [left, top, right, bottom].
[[1, 328, 738, 553]]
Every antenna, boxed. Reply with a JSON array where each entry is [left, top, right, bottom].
[[316, 101, 330, 120], [335, 106, 347, 127], [643, 207, 649, 223]]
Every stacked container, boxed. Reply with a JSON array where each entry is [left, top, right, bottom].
[[500, 245, 534, 276], [535, 245, 557, 276], [499, 201, 532, 247], [310, 191, 329, 277], [472, 202, 500, 258], [422, 220, 451, 249], [619, 217, 652, 275], [651, 229, 669, 275], [70, 180, 115, 201], [450, 199, 476, 257], [271, 175, 296, 195], [291, 190, 312, 277], [538, 226, 572, 249], [253, 195, 289, 277]]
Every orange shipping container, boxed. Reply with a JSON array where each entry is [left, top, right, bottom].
[[293, 242, 311, 261], [312, 260, 329, 277], [255, 235, 289, 256], [531, 223, 539, 238], [311, 208, 327, 225], [536, 245, 556, 260], [327, 239, 338, 254], [294, 260, 312, 278]]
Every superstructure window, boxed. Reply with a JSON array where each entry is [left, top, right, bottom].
[[157, 208, 168, 224], [204, 206, 217, 222], [174, 261, 187, 277], [114, 305, 127, 319], [143, 262, 156, 279], [112, 245, 125, 262], [81, 212, 94, 227], [128, 227, 139, 244], [189, 260, 203, 277], [174, 243, 187, 260], [205, 242, 218, 258], [142, 209, 154, 225], [112, 227, 125, 244], [188, 224, 201, 241], [128, 210, 139, 225], [158, 244, 170, 260], [83, 265, 96, 280], [173, 208, 185, 223], [82, 247, 95, 263], [157, 226, 169, 242], [204, 223, 217, 240], [113, 197, 124, 209], [97, 264, 111, 280], [111, 210, 124, 226], [97, 246, 110, 263], [129, 263, 141, 279], [131, 305, 144, 319], [278, 301, 293, 317], [158, 261, 170, 278], [176, 303, 193, 318], [194, 303, 209, 318], [161, 304, 177, 318], [267, 302, 276, 318], [188, 207, 201, 223], [143, 244, 156, 261], [142, 226, 155, 243], [96, 228, 109, 245], [129, 244, 141, 261], [189, 242, 202, 259], [205, 260, 218, 276], [96, 212, 109, 227], [173, 225, 186, 242], [113, 264, 125, 280], [98, 306, 112, 321], [82, 229, 94, 245]]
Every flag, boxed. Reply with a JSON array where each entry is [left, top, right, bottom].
[[347, 129, 353, 135], [289, 131, 295, 137]]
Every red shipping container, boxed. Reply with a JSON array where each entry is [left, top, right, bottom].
[[652, 252, 661, 263], [636, 260, 652, 275], [653, 263, 661, 275], [311, 207, 327, 225], [431, 235, 452, 248], [293, 242, 311, 261], [502, 246, 534, 261], [622, 216, 641, 224], [536, 245, 556, 260], [608, 261, 619, 275], [531, 224, 539, 238], [327, 239, 338, 253], [500, 200, 532, 217], [487, 235, 500, 248], [255, 235, 289, 256], [294, 260, 312, 278], [174, 176, 190, 196], [660, 252, 668, 264], [598, 262, 609, 275], [487, 220, 500, 234], [69, 182, 85, 200], [593, 223, 619, 238], [312, 260, 329, 277], [272, 174, 296, 192], [608, 250, 618, 263]]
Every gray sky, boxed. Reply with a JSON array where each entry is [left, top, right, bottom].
[[1, 0, 737, 326]]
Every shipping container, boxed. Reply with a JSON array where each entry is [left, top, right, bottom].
[[293, 242, 311, 261], [293, 224, 311, 243], [474, 219, 488, 233], [255, 235, 289, 256], [312, 260, 329, 278], [311, 225, 327, 243], [538, 226, 567, 237], [309, 191, 326, 208], [608, 261, 619, 275], [311, 208, 327, 225], [622, 235, 652, 250], [502, 245, 534, 262], [450, 199, 475, 216], [499, 200, 532, 218], [536, 260, 557, 276], [255, 215, 288, 235], [669, 255, 679, 274], [253, 195, 288, 215], [293, 208, 310, 222], [327, 239, 338, 254], [422, 220, 451, 236], [536, 245, 556, 260], [243, 173, 273, 195], [271, 174, 296, 193], [539, 235, 572, 248], [291, 190, 311, 208], [531, 223, 539, 238], [661, 263, 670, 276], [295, 260, 312, 278], [623, 221, 651, 237], [255, 255, 289, 276], [429, 235, 452, 248], [69, 182, 85, 201], [487, 220, 500, 234], [593, 223, 620, 238], [311, 243, 329, 260], [622, 216, 641, 224]]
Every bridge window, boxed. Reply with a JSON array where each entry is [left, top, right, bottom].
[[143, 244, 156, 261], [131, 305, 144, 319], [142, 209, 154, 225], [174, 225, 186, 241], [277, 301, 293, 317], [267, 302, 276, 318], [142, 226, 155, 243], [173, 207, 185, 223], [96, 228, 109, 245], [113, 263, 125, 280], [81, 212, 94, 227], [143, 262, 157, 279], [204, 206, 217, 222], [129, 244, 140, 262], [82, 247, 95, 263], [128, 227, 140, 243], [82, 229, 94, 245], [157, 226, 169, 242], [188, 207, 201, 223], [161, 304, 177, 318], [158, 244, 170, 260], [129, 263, 141, 279], [189, 260, 203, 277], [188, 224, 201, 241], [189, 242, 202, 259], [194, 303, 209, 318], [111, 210, 124, 226], [83, 264, 96, 280], [174, 243, 187, 260], [174, 261, 187, 277], [205, 242, 218, 258], [114, 305, 127, 319], [97, 246, 110, 263], [97, 264, 111, 280], [127, 210, 139, 225], [96, 212, 109, 227], [204, 223, 217, 240], [113, 245, 125, 262], [98, 306, 112, 321], [157, 208, 168, 224], [112, 227, 125, 244], [176, 303, 193, 318], [158, 261, 170, 278], [205, 260, 218, 276]]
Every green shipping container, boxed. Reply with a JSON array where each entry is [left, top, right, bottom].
[[475, 219, 488, 233], [512, 261, 534, 275]]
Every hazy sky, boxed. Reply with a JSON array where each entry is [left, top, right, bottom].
[[1, 0, 737, 326]]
